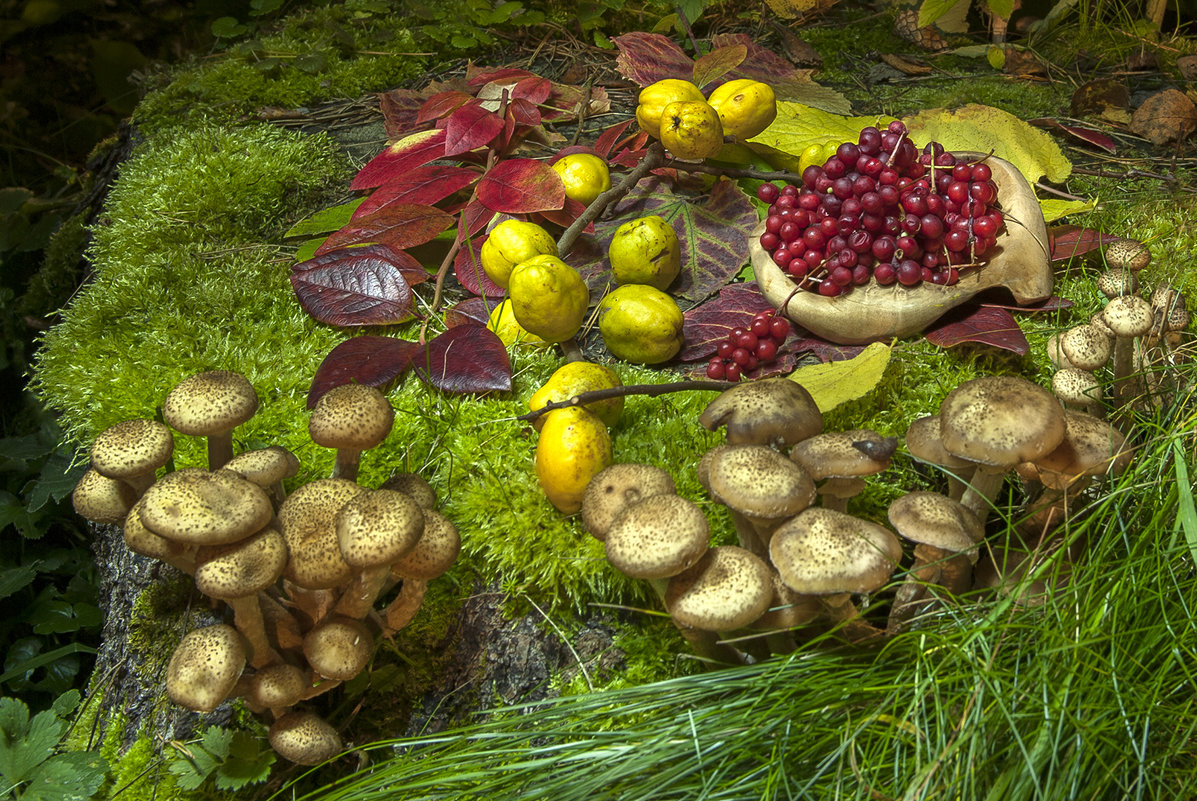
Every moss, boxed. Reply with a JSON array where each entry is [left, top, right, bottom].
[[100, 728, 190, 801], [127, 575, 196, 679]]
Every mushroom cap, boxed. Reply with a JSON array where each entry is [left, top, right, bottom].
[[390, 508, 460, 581], [278, 478, 367, 589], [698, 378, 823, 450], [1061, 325, 1112, 371], [706, 444, 815, 523], [221, 446, 300, 488], [378, 472, 437, 509], [90, 419, 174, 482], [138, 468, 274, 546], [665, 546, 772, 631], [886, 491, 984, 557], [269, 711, 343, 766], [1102, 295, 1152, 338], [581, 463, 677, 541], [336, 489, 424, 568], [790, 429, 894, 481], [938, 376, 1066, 469], [604, 494, 709, 579], [303, 615, 372, 681], [309, 383, 395, 451], [73, 467, 138, 525], [1045, 333, 1074, 370], [166, 623, 247, 713], [1104, 238, 1151, 271], [905, 415, 972, 470], [1052, 368, 1101, 408], [751, 570, 822, 630], [250, 663, 309, 710], [194, 524, 288, 600], [163, 370, 259, 437], [1096, 268, 1138, 299], [122, 497, 188, 564], [1088, 311, 1115, 340], [769, 507, 902, 596], [1029, 410, 1133, 489]]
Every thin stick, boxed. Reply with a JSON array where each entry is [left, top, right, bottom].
[[557, 142, 667, 257], [515, 379, 736, 423]]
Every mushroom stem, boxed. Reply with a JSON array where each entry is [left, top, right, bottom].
[[259, 591, 304, 651], [225, 594, 281, 669], [333, 565, 391, 620], [1111, 335, 1136, 407], [381, 578, 428, 637], [886, 556, 941, 633], [729, 512, 769, 560], [332, 448, 364, 482], [821, 593, 885, 643], [674, 625, 745, 667], [958, 466, 1007, 517], [282, 581, 338, 629], [207, 433, 235, 472]]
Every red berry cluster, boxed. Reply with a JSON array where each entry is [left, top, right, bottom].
[[756, 121, 1005, 297], [706, 309, 790, 381]]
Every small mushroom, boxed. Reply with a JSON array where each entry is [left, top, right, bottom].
[[905, 414, 975, 502], [268, 711, 343, 765], [664, 546, 773, 666], [303, 615, 373, 682], [382, 509, 461, 636], [122, 497, 194, 573], [166, 623, 247, 713], [581, 463, 677, 541], [308, 383, 395, 482], [72, 467, 139, 526], [1060, 325, 1111, 373], [221, 446, 300, 507], [1102, 295, 1153, 408], [698, 378, 823, 450], [1052, 367, 1102, 414], [603, 494, 709, 589], [378, 472, 437, 509], [1096, 268, 1138, 299], [704, 444, 815, 558], [248, 663, 311, 716], [138, 468, 274, 547], [89, 419, 174, 495], [1045, 333, 1074, 370], [332, 489, 424, 619], [1103, 238, 1151, 272], [162, 370, 259, 470], [790, 429, 894, 512]]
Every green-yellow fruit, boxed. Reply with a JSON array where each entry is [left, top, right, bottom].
[[598, 284, 685, 365], [658, 100, 724, 161], [535, 407, 613, 514], [635, 79, 706, 139], [507, 255, 590, 344], [480, 220, 558, 289], [552, 153, 611, 206], [528, 361, 624, 431], [706, 79, 777, 140], [486, 299, 549, 349], [608, 216, 681, 290]]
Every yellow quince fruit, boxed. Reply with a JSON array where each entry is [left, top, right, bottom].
[[658, 100, 724, 161], [598, 284, 685, 365], [535, 406, 613, 514], [507, 255, 590, 344], [480, 220, 558, 289], [706, 79, 777, 140], [608, 215, 681, 290], [528, 361, 623, 431], [635, 78, 706, 139], [486, 299, 549, 349], [552, 153, 611, 206]]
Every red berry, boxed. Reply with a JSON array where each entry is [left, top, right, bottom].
[[874, 262, 896, 285], [724, 362, 742, 381], [769, 317, 789, 340], [716, 341, 734, 359], [737, 331, 759, 350], [706, 358, 726, 379], [731, 348, 751, 366], [755, 339, 778, 361], [757, 183, 780, 204], [970, 163, 992, 182], [751, 318, 772, 338]]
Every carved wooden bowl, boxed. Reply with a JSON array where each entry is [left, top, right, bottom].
[[753, 153, 1053, 345]]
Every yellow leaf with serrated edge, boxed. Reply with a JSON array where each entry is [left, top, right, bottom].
[[789, 341, 893, 413]]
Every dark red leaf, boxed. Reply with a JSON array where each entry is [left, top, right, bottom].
[[543, 84, 611, 122], [445, 297, 498, 328], [353, 165, 478, 219], [711, 33, 822, 103], [462, 198, 494, 236], [307, 335, 419, 409], [594, 120, 635, 159], [924, 305, 1028, 354], [455, 233, 506, 298], [476, 158, 566, 214], [295, 243, 430, 286], [413, 325, 513, 394], [506, 97, 541, 128], [981, 295, 1073, 313], [1028, 118, 1117, 153], [787, 337, 867, 363], [513, 76, 553, 105], [350, 130, 448, 191], [467, 66, 537, 86], [418, 91, 474, 124], [534, 197, 590, 231], [692, 44, 748, 89], [291, 248, 417, 327], [444, 102, 507, 157], [613, 32, 695, 85], [316, 203, 454, 255], [380, 89, 428, 137], [1048, 224, 1121, 262]]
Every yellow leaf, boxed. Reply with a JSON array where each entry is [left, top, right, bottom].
[[763, 0, 821, 19], [750, 101, 896, 162], [1039, 197, 1096, 222], [789, 341, 893, 413]]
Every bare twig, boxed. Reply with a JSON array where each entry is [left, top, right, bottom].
[[515, 379, 736, 423], [557, 142, 668, 257]]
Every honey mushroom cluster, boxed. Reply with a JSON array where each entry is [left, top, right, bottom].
[[71, 371, 460, 765]]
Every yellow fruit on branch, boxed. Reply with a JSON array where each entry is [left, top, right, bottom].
[[608, 215, 682, 291], [552, 153, 611, 206], [658, 100, 724, 161], [480, 220, 558, 290], [507, 255, 590, 344], [635, 79, 705, 139], [706, 79, 777, 140], [598, 284, 685, 365], [528, 361, 624, 431], [486, 298, 549, 349], [535, 406, 613, 514]]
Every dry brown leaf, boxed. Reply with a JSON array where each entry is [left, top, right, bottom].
[[1178, 55, 1197, 82], [1130, 88, 1197, 145], [880, 52, 933, 75], [764, 0, 837, 21], [1071, 78, 1131, 125], [1001, 47, 1048, 77]]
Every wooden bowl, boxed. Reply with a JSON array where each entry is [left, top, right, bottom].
[[753, 153, 1052, 345]]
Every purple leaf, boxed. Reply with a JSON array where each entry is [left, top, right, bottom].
[[476, 158, 566, 214], [612, 32, 695, 85], [291, 248, 417, 327], [307, 336, 419, 408], [924, 305, 1029, 354], [316, 203, 454, 255], [413, 325, 513, 394]]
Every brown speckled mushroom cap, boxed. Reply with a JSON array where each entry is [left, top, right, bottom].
[[138, 468, 274, 546], [581, 463, 677, 541], [90, 419, 174, 488], [790, 429, 894, 481], [309, 383, 395, 451], [336, 489, 424, 568], [1096, 269, 1138, 299], [666, 546, 772, 631], [269, 711, 343, 766], [163, 371, 259, 469], [1029, 410, 1133, 489], [221, 446, 300, 489], [938, 376, 1066, 469], [1104, 238, 1151, 271], [122, 496, 188, 566], [390, 508, 460, 581], [1052, 368, 1101, 410], [72, 467, 139, 525], [887, 491, 984, 557], [1102, 295, 1153, 338], [278, 478, 366, 589], [604, 494, 709, 579], [194, 524, 288, 600], [166, 623, 247, 713], [1061, 325, 1111, 371], [378, 472, 437, 509], [769, 507, 902, 596], [706, 444, 815, 522], [905, 415, 972, 470], [698, 378, 823, 450], [250, 663, 309, 711], [303, 615, 372, 681]]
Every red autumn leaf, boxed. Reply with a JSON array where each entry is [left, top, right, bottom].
[[455, 233, 506, 298], [613, 32, 697, 85], [1048, 224, 1122, 262], [413, 324, 513, 394], [924, 305, 1029, 355], [544, 83, 611, 122], [295, 243, 430, 286], [506, 97, 541, 128], [350, 129, 448, 191], [680, 282, 779, 360], [981, 295, 1073, 313], [444, 102, 507, 157], [476, 158, 566, 214], [692, 44, 748, 89], [1028, 118, 1117, 153], [513, 76, 553, 105], [316, 203, 454, 255], [534, 196, 590, 232], [711, 33, 823, 103], [462, 198, 494, 236], [307, 335, 420, 409], [352, 165, 478, 219], [445, 297, 497, 328], [594, 120, 635, 159], [467, 66, 537, 86], [418, 90, 474, 124], [291, 248, 418, 327], [379, 89, 427, 137]]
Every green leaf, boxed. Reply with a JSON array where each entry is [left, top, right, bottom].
[[789, 341, 893, 412], [214, 731, 275, 790], [285, 199, 365, 239], [50, 690, 81, 719], [987, 0, 1015, 20], [986, 44, 1006, 69], [200, 726, 234, 759], [0, 563, 39, 601], [1173, 441, 1197, 563], [0, 643, 97, 688], [918, 0, 967, 27], [211, 17, 248, 38], [26, 451, 86, 513], [20, 752, 108, 801], [1039, 197, 1095, 222], [0, 700, 63, 786]]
